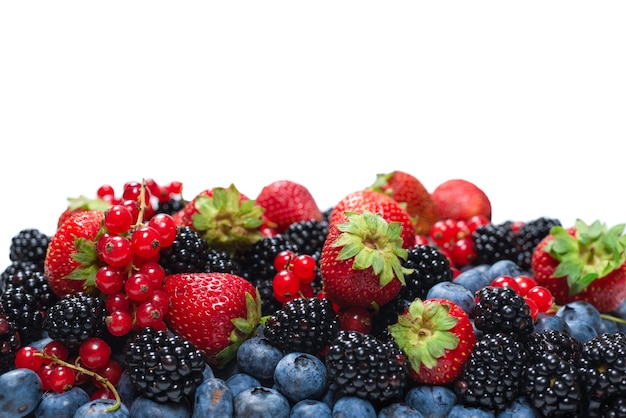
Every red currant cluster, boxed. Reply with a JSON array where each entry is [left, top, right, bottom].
[[93, 180, 180, 336], [425, 215, 490, 269], [272, 251, 318, 303], [14, 338, 121, 402], [489, 275, 554, 320]]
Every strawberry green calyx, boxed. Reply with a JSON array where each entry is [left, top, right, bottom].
[[66, 195, 112, 212], [333, 210, 413, 287], [65, 237, 100, 293], [215, 288, 262, 368], [192, 184, 265, 255], [545, 219, 626, 296], [388, 299, 460, 372]]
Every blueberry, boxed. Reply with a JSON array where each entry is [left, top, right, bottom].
[[377, 402, 424, 417], [332, 396, 377, 418], [237, 336, 284, 381], [566, 319, 598, 343], [556, 301, 602, 332], [0, 368, 43, 417], [486, 260, 523, 280], [496, 396, 542, 417], [73, 399, 131, 418], [447, 404, 495, 418], [611, 298, 626, 332], [290, 399, 332, 418], [35, 386, 90, 418], [453, 268, 492, 294], [598, 317, 619, 334], [426, 281, 475, 315], [129, 395, 192, 418], [274, 352, 328, 403], [233, 386, 290, 418], [193, 377, 233, 418], [116, 369, 138, 410], [202, 364, 215, 381], [533, 313, 571, 334], [404, 385, 457, 417], [225, 372, 261, 398]]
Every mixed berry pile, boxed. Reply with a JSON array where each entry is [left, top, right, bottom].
[[1, 174, 626, 418]]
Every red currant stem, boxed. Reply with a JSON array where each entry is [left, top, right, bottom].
[[34, 352, 121, 412], [135, 179, 148, 227], [549, 303, 626, 325]]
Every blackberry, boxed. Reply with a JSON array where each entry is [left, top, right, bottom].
[[523, 352, 584, 417], [370, 296, 412, 340], [528, 329, 582, 363], [284, 219, 329, 292], [3, 269, 57, 312], [602, 396, 626, 418], [9, 228, 50, 269], [205, 248, 242, 275], [124, 327, 206, 403], [158, 226, 210, 275], [577, 332, 626, 417], [473, 286, 534, 338], [234, 235, 299, 316], [1, 286, 45, 345], [264, 297, 340, 355], [43, 292, 107, 352], [0, 260, 41, 294], [472, 221, 519, 265], [515, 217, 561, 271], [155, 196, 186, 216], [325, 330, 409, 406], [0, 314, 20, 373], [454, 332, 529, 413], [399, 244, 453, 301]]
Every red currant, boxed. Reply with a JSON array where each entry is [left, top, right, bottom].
[[42, 340, 70, 365], [106, 310, 133, 337], [48, 365, 76, 393], [104, 204, 134, 235], [36, 364, 54, 391], [338, 306, 373, 334], [274, 250, 296, 272], [105, 292, 130, 313], [124, 272, 154, 302], [14, 346, 43, 371], [525, 297, 539, 320], [120, 199, 140, 224], [450, 237, 476, 267], [96, 184, 116, 200], [79, 337, 111, 370], [490, 275, 522, 294], [429, 219, 459, 246], [98, 235, 134, 268], [93, 359, 123, 388], [131, 226, 162, 259], [272, 270, 301, 303], [90, 387, 115, 401], [513, 275, 538, 297], [466, 215, 490, 233], [138, 262, 166, 289], [148, 289, 170, 315], [526, 285, 553, 313], [292, 254, 317, 284], [95, 265, 126, 295], [134, 301, 165, 329], [147, 214, 177, 248]]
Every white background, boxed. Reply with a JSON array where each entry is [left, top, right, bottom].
[[1, 2, 625, 270]]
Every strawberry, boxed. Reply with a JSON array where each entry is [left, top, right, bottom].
[[163, 272, 262, 368], [255, 180, 323, 233], [389, 298, 476, 385], [531, 219, 626, 312], [172, 184, 265, 254], [369, 170, 441, 235], [57, 196, 111, 228], [320, 210, 413, 309], [44, 210, 105, 297], [328, 189, 416, 249]]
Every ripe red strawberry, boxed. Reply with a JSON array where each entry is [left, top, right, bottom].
[[388, 298, 476, 385], [57, 196, 111, 228], [45, 210, 105, 297], [172, 184, 265, 254], [531, 219, 626, 312], [328, 189, 416, 249], [369, 170, 441, 235], [163, 272, 262, 367], [320, 210, 413, 309], [255, 180, 323, 233]]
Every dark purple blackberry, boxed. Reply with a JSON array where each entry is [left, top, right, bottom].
[[43, 292, 107, 352], [472, 221, 519, 265], [0, 314, 20, 373], [370, 296, 412, 340], [3, 269, 58, 312], [124, 327, 206, 403], [473, 286, 534, 338], [234, 235, 299, 316], [515, 217, 562, 271], [602, 396, 626, 418], [1, 260, 41, 294], [204, 248, 242, 275], [523, 352, 584, 417], [155, 197, 186, 216], [325, 330, 409, 406], [1, 286, 44, 345], [9, 228, 50, 269], [454, 332, 529, 413], [577, 332, 626, 417], [264, 297, 340, 355], [528, 329, 582, 364], [158, 226, 210, 275], [400, 244, 453, 301]]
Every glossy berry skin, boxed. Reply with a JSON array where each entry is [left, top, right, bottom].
[[73, 399, 130, 418], [405, 385, 457, 417], [331, 396, 377, 418], [225, 373, 262, 398], [233, 387, 291, 418], [290, 400, 332, 418], [273, 352, 329, 403], [256, 180, 323, 233], [378, 403, 424, 418], [163, 272, 262, 367], [129, 395, 192, 418], [45, 210, 105, 297], [35, 386, 90, 418], [426, 281, 476, 316], [192, 377, 234, 418], [0, 368, 43, 417], [236, 336, 284, 381]]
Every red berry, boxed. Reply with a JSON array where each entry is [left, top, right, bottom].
[[124, 272, 154, 302], [135, 301, 165, 329], [36, 364, 54, 391], [106, 310, 133, 337], [147, 213, 178, 248], [526, 285, 554, 313], [466, 215, 490, 233], [513, 275, 538, 297], [42, 340, 70, 365], [131, 226, 162, 259], [105, 292, 130, 313], [97, 184, 116, 200], [450, 237, 476, 267], [429, 219, 458, 246], [104, 204, 134, 235], [490, 275, 522, 294], [98, 235, 134, 267], [338, 306, 373, 334], [95, 265, 126, 295], [48, 365, 76, 393], [138, 262, 166, 289], [14, 346, 43, 371], [274, 250, 296, 272], [79, 337, 111, 370], [292, 254, 317, 284], [525, 297, 539, 320], [272, 270, 301, 302], [93, 359, 123, 388]]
